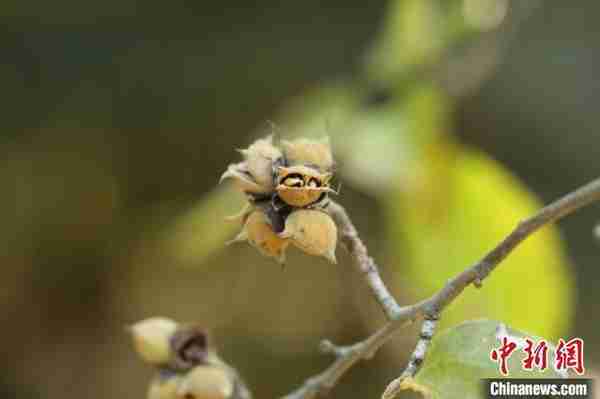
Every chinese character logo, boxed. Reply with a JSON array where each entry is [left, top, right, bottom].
[[522, 338, 548, 371], [490, 336, 517, 375], [490, 336, 585, 376], [555, 338, 585, 375]]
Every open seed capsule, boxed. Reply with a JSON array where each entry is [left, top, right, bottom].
[[275, 165, 334, 208]]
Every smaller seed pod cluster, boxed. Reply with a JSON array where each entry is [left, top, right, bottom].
[[129, 317, 251, 399], [220, 135, 338, 264]]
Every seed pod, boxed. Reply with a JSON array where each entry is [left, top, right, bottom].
[[177, 365, 234, 399], [219, 163, 269, 195], [238, 135, 282, 190], [129, 317, 179, 366], [280, 209, 337, 263], [281, 137, 334, 172], [170, 325, 210, 371], [219, 135, 283, 195], [148, 371, 184, 399], [275, 165, 334, 208], [229, 209, 289, 264]]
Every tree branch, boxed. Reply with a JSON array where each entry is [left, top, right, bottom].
[[327, 201, 402, 320], [395, 316, 439, 380], [282, 177, 600, 399]]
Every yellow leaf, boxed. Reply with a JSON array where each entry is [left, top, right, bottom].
[[389, 149, 574, 340]]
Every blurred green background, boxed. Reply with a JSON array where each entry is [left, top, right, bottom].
[[2, 1, 600, 398]]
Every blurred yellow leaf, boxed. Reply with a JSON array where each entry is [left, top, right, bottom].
[[389, 148, 574, 340]]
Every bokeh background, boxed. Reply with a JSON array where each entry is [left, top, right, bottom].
[[2, 0, 600, 398]]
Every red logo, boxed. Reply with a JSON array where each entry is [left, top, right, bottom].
[[490, 336, 518, 375], [522, 338, 548, 371], [490, 336, 585, 376], [555, 338, 585, 375]]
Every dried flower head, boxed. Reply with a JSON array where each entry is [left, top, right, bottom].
[[129, 317, 214, 372], [221, 134, 339, 264], [130, 318, 252, 399]]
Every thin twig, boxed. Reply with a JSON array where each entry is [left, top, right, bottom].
[[399, 316, 439, 379], [282, 177, 600, 399], [282, 322, 408, 399], [327, 201, 401, 320]]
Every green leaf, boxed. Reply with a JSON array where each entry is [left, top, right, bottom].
[[389, 148, 574, 340], [406, 319, 565, 399]]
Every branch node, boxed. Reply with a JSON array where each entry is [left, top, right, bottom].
[[319, 340, 348, 357], [423, 312, 440, 321], [383, 317, 439, 399]]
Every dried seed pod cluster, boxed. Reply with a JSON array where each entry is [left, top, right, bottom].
[[220, 135, 338, 264], [129, 317, 251, 399]]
